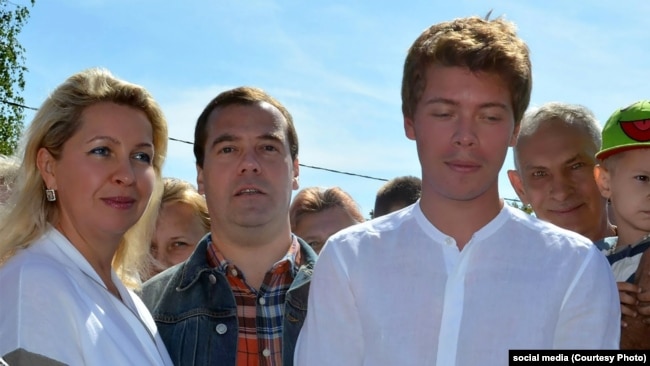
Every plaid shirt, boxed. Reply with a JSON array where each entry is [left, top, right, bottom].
[[207, 236, 303, 366]]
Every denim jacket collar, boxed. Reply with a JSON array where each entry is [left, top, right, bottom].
[[175, 233, 317, 292]]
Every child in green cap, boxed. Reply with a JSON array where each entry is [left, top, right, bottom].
[[594, 99, 650, 327]]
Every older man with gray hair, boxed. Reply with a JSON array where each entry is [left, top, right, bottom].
[[507, 102, 616, 249]]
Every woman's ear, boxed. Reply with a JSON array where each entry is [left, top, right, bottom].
[[37, 147, 57, 190]]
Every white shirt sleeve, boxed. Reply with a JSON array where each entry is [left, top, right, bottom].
[[553, 248, 620, 349], [0, 261, 87, 365], [294, 240, 364, 365]]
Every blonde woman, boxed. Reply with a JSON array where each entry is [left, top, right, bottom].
[[147, 177, 210, 279], [0, 68, 173, 365]]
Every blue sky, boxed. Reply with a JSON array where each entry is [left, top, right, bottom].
[[16, 0, 650, 217]]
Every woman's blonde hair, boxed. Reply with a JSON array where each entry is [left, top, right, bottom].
[[160, 177, 210, 232], [0, 154, 20, 203], [0, 68, 168, 288], [0, 154, 20, 183]]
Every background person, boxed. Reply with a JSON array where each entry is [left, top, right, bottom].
[[147, 177, 210, 280], [593, 100, 650, 335], [290, 186, 364, 253], [372, 175, 422, 218], [507, 102, 616, 246], [0, 68, 172, 365]]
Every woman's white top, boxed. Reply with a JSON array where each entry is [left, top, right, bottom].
[[0, 227, 173, 366]]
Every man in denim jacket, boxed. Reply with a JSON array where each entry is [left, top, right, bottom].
[[141, 86, 317, 366]]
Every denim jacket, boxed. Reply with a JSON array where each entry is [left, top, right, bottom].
[[140, 234, 317, 366]]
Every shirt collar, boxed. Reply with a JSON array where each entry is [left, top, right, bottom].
[[207, 234, 303, 277]]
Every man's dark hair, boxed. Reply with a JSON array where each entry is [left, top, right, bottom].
[[373, 175, 422, 218], [193, 86, 298, 168]]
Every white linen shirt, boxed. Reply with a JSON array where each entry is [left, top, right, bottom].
[[295, 202, 620, 366], [0, 227, 173, 366]]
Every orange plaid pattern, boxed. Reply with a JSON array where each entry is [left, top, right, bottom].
[[207, 236, 302, 366]]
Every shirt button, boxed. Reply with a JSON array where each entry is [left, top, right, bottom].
[[208, 274, 217, 284], [262, 348, 271, 357], [445, 237, 454, 246], [215, 323, 228, 334], [258, 297, 266, 305], [230, 268, 238, 277]]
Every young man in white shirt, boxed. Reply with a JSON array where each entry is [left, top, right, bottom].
[[294, 15, 620, 366]]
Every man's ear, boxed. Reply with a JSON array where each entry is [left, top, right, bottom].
[[292, 158, 300, 190], [593, 164, 611, 199], [507, 169, 529, 205], [196, 164, 205, 195], [509, 124, 521, 147], [36, 147, 57, 190], [404, 116, 416, 141]]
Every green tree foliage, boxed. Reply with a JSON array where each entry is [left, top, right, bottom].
[[507, 199, 534, 215], [0, 0, 34, 156]]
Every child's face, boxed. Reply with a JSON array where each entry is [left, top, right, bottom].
[[598, 148, 650, 243]]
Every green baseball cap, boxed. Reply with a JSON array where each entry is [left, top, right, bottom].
[[596, 100, 650, 160]]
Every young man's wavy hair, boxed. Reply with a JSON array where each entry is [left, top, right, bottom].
[[401, 15, 532, 125]]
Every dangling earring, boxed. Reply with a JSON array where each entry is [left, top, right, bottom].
[[45, 188, 57, 202]]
